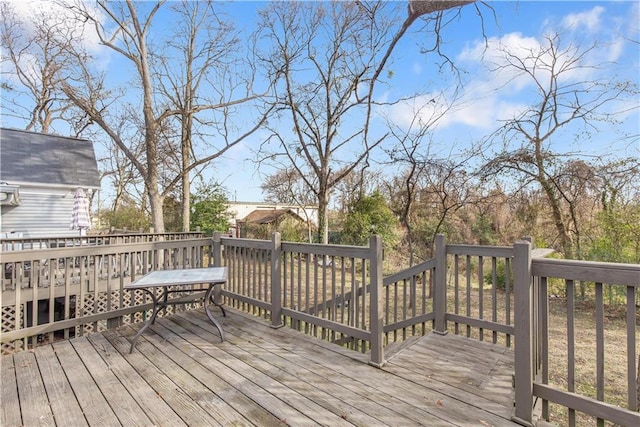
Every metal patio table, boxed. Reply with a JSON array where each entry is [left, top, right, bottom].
[[124, 267, 227, 353]]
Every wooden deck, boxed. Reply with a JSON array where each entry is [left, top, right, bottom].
[[1, 308, 520, 426]]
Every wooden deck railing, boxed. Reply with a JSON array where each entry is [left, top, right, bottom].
[[213, 233, 386, 366], [1, 232, 638, 426], [0, 232, 204, 251], [519, 244, 640, 427], [1, 236, 213, 353]]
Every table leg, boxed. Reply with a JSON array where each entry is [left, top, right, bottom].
[[204, 283, 225, 342], [129, 288, 162, 354]]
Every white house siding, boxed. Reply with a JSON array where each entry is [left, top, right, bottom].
[[0, 187, 88, 238]]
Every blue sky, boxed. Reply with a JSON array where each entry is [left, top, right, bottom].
[[218, 1, 639, 202], [2, 1, 639, 205]]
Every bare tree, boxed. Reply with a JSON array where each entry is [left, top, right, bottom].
[[0, 2, 86, 133], [261, 168, 318, 243], [62, 0, 269, 233], [595, 158, 640, 262], [380, 88, 464, 265], [483, 32, 638, 258], [59, 0, 172, 231], [261, 168, 316, 207], [157, 1, 269, 232], [256, 1, 474, 243]]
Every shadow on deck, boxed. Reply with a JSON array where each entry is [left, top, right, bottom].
[[2, 308, 521, 426]]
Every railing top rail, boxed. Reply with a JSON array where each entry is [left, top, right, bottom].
[[446, 244, 514, 258], [532, 248, 555, 259], [383, 258, 436, 286], [219, 237, 273, 250], [532, 257, 640, 286], [0, 237, 214, 262], [0, 232, 204, 241]]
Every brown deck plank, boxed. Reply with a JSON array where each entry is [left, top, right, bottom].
[[119, 321, 318, 426], [115, 324, 256, 426], [85, 332, 189, 427], [163, 314, 400, 426], [383, 333, 515, 418], [177, 308, 517, 426], [33, 345, 88, 427], [1, 307, 522, 427], [98, 328, 222, 426], [69, 337, 153, 426], [251, 315, 514, 425], [139, 321, 313, 426], [12, 350, 55, 426], [51, 339, 120, 426], [136, 318, 355, 426], [1, 353, 23, 427], [169, 311, 453, 426], [136, 320, 298, 426], [386, 333, 515, 397]]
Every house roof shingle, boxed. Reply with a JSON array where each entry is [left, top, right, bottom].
[[0, 127, 100, 188]]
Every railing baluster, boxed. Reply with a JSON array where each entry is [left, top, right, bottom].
[[466, 255, 471, 338], [627, 285, 638, 412], [491, 256, 498, 344], [454, 253, 459, 335], [540, 275, 549, 421], [595, 282, 605, 427], [479, 255, 484, 341], [505, 257, 512, 347], [567, 279, 576, 427]]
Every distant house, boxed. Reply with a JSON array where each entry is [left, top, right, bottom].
[[238, 208, 309, 240], [0, 128, 100, 239], [226, 202, 317, 241]]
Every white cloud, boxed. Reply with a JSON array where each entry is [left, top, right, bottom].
[[605, 37, 625, 62], [456, 33, 547, 100], [7, 1, 106, 54], [458, 33, 545, 92], [385, 2, 638, 159], [2, 0, 113, 78], [386, 93, 447, 129], [561, 6, 605, 32], [450, 26, 633, 132], [386, 84, 507, 132]]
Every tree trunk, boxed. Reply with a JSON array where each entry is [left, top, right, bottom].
[[409, 1, 474, 16], [317, 192, 329, 244], [148, 183, 165, 234], [181, 114, 192, 232], [539, 176, 573, 258]]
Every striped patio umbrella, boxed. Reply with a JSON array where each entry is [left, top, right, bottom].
[[70, 188, 91, 235]]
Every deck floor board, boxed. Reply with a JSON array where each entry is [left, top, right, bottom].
[[33, 344, 89, 427], [86, 332, 189, 427], [2, 307, 521, 426], [12, 350, 55, 426]]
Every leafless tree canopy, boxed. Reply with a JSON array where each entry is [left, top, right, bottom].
[[482, 32, 638, 258], [56, 0, 270, 232], [255, 1, 475, 243]]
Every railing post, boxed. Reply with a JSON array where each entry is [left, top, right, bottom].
[[212, 232, 222, 267], [270, 232, 284, 329], [434, 234, 448, 335], [369, 235, 385, 367], [513, 239, 534, 426], [211, 232, 223, 304]]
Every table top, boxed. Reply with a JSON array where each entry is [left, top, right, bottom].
[[125, 267, 228, 289]]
